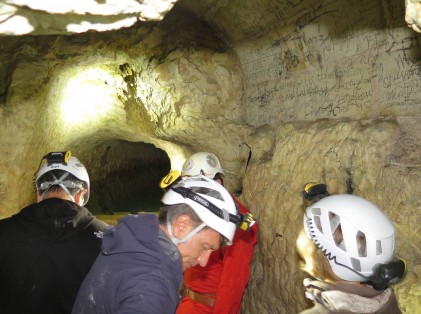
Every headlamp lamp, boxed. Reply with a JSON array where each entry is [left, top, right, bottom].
[[171, 186, 256, 231]]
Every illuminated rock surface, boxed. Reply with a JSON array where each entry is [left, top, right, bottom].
[[0, 0, 420, 313], [0, 0, 178, 34]]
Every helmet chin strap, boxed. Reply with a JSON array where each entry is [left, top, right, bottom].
[[167, 221, 206, 245]]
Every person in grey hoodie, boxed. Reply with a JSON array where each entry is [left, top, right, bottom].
[[0, 151, 109, 314], [296, 186, 406, 314], [72, 175, 249, 314]]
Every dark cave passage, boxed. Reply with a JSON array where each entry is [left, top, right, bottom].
[[87, 140, 171, 214]]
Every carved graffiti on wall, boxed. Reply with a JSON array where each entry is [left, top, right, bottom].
[[236, 0, 421, 126]]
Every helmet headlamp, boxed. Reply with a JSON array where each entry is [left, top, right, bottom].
[[33, 151, 90, 206], [171, 185, 255, 231]]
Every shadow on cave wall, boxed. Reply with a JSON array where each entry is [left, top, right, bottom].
[[86, 141, 171, 215]]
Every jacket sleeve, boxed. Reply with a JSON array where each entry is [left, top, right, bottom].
[[212, 197, 259, 314]]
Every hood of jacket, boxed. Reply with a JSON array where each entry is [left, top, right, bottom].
[[302, 278, 400, 313], [13, 198, 96, 242], [101, 214, 173, 259]]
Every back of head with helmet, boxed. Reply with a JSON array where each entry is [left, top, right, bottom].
[[303, 194, 405, 288], [34, 151, 90, 206], [181, 152, 224, 180], [161, 175, 240, 245]]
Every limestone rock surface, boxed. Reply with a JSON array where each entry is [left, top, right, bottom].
[[0, 0, 178, 35], [405, 0, 421, 32]]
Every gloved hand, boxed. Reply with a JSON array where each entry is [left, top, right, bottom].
[[302, 182, 330, 204]]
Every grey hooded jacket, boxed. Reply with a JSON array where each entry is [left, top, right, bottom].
[[72, 213, 183, 314]]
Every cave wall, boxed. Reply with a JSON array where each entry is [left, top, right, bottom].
[[228, 1, 421, 313], [0, 0, 420, 313], [242, 118, 420, 313], [0, 7, 249, 217]]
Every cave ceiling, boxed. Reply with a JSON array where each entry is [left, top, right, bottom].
[[2, 0, 420, 39]]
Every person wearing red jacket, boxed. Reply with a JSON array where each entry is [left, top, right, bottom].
[[161, 152, 258, 314]]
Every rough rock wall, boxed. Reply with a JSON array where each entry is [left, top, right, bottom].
[[0, 7, 249, 217], [406, 0, 421, 32], [242, 118, 420, 313], [224, 0, 421, 312], [230, 0, 420, 125], [0, 0, 178, 35], [177, 0, 420, 312]]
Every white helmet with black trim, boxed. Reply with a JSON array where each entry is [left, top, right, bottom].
[[161, 175, 239, 245], [35, 151, 90, 206], [181, 152, 224, 179], [303, 194, 395, 282]]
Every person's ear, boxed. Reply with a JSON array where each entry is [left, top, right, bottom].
[[172, 215, 193, 239], [36, 193, 42, 203], [74, 189, 87, 206]]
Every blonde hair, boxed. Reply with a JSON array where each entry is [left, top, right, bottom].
[[296, 228, 342, 282]]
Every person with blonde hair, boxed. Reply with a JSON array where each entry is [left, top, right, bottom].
[[296, 184, 406, 314]]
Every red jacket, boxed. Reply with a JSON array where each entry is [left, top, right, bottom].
[[177, 196, 258, 314]]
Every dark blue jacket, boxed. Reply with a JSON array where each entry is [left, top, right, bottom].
[[72, 214, 183, 314], [0, 198, 108, 314]]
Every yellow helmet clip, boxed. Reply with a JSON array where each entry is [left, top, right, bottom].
[[64, 151, 71, 163], [304, 182, 318, 194], [159, 170, 181, 189]]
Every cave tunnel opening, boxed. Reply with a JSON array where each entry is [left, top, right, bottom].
[[86, 139, 171, 216]]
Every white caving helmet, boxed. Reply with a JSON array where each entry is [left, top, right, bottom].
[[303, 194, 395, 282], [161, 175, 239, 245], [35, 151, 90, 206], [181, 152, 224, 179]]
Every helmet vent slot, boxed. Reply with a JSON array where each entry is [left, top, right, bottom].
[[376, 240, 383, 255], [329, 212, 346, 251], [311, 207, 321, 216], [313, 215, 323, 233], [356, 231, 367, 257], [311, 208, 322, 233], [350, 257, 361, 272]]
